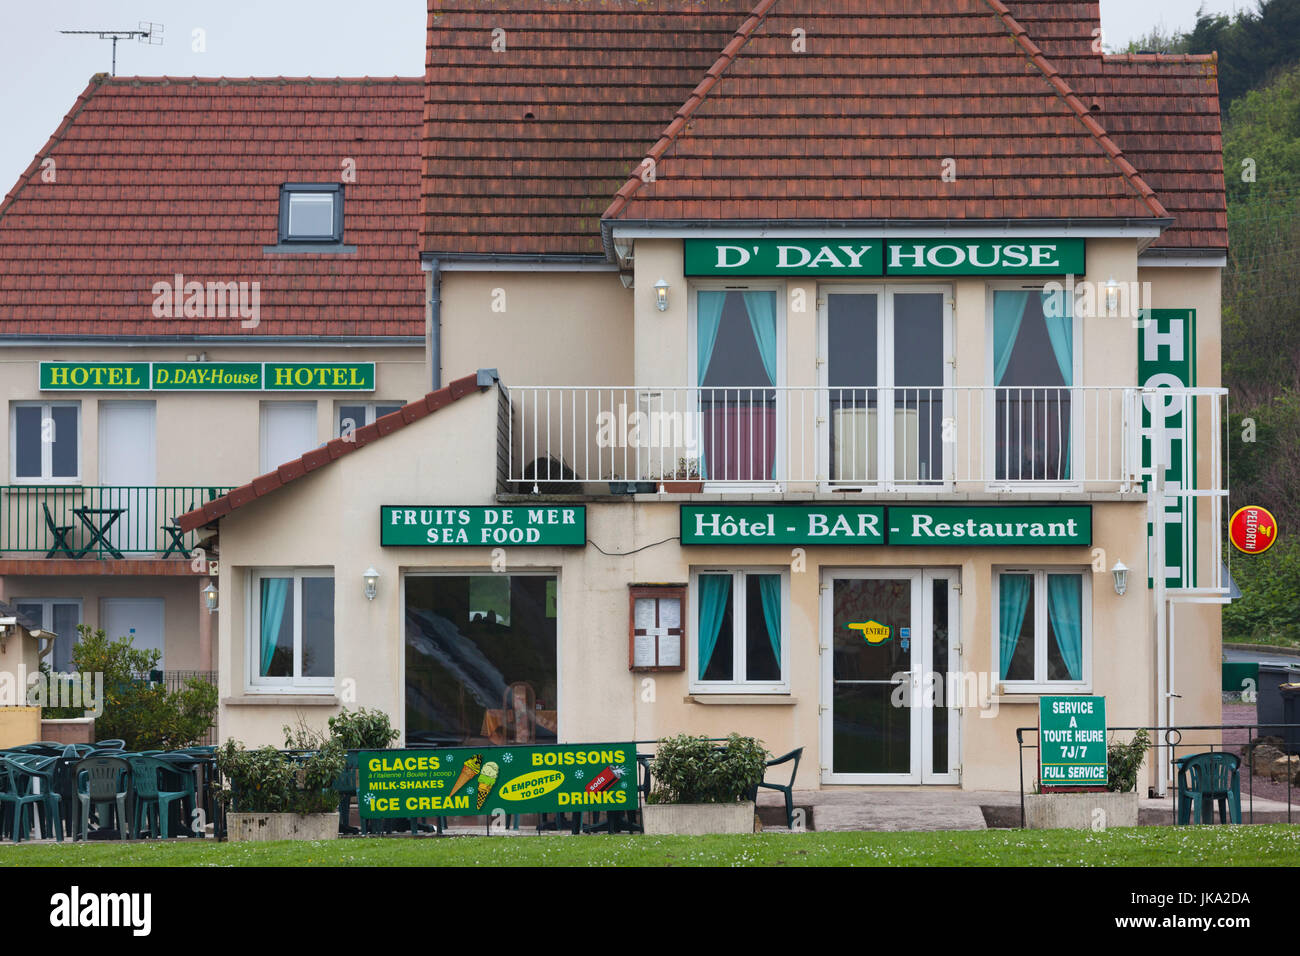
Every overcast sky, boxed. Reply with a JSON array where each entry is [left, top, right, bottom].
[[0, 0, 1258, 195]]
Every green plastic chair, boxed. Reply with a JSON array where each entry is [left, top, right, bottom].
[[1, 756, 63, 842], [130, 757, 190, 839], [75, 756, 131, 841], [1175, 752, 1242, 825]]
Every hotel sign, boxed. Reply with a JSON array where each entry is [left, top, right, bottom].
[[1039, 696, 1108, 789], [40, 362, 375, 392], [381, 505, 586, 547], [681, 504, 1090, 546], [684, 238, 1085, 277]]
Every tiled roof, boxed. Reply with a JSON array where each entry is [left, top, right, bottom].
[[176, 372, 489, 532], [605, 0, 1168, 225], [423, 0, 756, 257], [0, 76, 425, 338]]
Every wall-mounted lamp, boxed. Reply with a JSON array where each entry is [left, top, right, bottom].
[[1105, 277, 1119, 315], [202, 582, 219, 614], [363, 567, 380, 602], [654, 278, 669, 312], [1110, 560, 1128, 597]]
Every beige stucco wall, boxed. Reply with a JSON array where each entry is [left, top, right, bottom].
[[212, 384, 1161, 793]]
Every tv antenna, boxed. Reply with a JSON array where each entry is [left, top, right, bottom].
[[60, 22, 163, 76]]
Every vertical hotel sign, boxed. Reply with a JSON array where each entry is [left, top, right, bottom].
[[1139, 310, 1196, 588]]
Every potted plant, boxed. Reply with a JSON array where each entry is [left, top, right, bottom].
[[1024, 728, 1148, 829], [642, 733, 768, 835], [216, 725, 347, 841], [328, 706, 400, 750], [652, 457, 703, 494]]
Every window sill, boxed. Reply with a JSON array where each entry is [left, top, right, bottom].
[[994, 689, 1092, 704], [685, 694, 797, 705], [263, 242, 356, 255], [224, 694, 338, 707]]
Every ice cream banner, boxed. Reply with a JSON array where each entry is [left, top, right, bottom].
[[356, 743, 639, 819]]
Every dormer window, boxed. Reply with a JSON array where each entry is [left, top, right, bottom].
[[278, 183, 343, 244]]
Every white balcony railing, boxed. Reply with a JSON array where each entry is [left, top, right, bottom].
[[503, 385, 1225, 495]]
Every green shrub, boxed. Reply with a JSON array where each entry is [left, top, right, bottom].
[[327, 707, 400, 750], [54, 625, 217, 750], [1107, 728, 1151, 794], [649, 733, 768, 804], [216, 726, 346, 816]]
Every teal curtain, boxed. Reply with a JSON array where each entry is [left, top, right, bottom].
[[260, 577, 290, 675], [697, 574, 732, 679], [993, 291, 1030, 385], [756, 574, 782, 666], [697, 291, 727, 383], [1047, 574, 1083, 681], [1040, 290, 1074, 479], [998, 574, 1032, 680], [741, 291, 778, 386], [697, 291, 728, 481]]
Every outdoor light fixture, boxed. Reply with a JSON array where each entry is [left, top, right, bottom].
[[1111, 560, 1128, 597], [363, 567, 380, 601], [654, 278, 669, 312], [203, 582, 219, 614], [1105, 277, 1119, 314]]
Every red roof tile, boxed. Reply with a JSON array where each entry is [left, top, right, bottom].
[[0, 76, 425, 337], [176, 372, 490, 532]]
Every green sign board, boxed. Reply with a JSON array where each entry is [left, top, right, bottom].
[[381, 505, 586, 547], [1039, 696, 1108, 788], [683, 238, 1085, 277], [884, 239, 1085, 275], [680, 504, 1090, 546], [684, 239, 883, 276], [681, 505, 885, 545], [886, 505, 1091, 546], [1139, 309, 1197, 589], [40, 363, 150, 390], [39, 362, 374, 392], [357, 744, 639, 818]]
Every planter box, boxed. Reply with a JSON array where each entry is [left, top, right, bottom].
[[659, 481, 703, 494], [641, 801, 757, 835], [1024, 791, 1138, 830], [41, 717, 95, 745], [226, 812, 338, 842]]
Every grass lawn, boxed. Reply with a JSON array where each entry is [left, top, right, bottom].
[[2, 825, 1298, 866]]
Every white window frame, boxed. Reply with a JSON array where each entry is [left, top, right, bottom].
[[11, 598, 82, 668], [992, 567, 1091, 694], [334, 401, 406, 437], [259, 401, 319, 473], [817, 283, 953, 490], [689, 567, 790, 694], [983, 282, 1084, 490], [247, 568, 336, 692], [688, 282, 787, 490], [10, 401, 80, 483]]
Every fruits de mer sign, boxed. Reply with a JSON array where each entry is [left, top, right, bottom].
[[357, 744, 638, 818], [39, 362, 375, 391], [381, 505, 586, 546], [681, 505, 1090, 546], [683, 238, 1085, 276], [1039, 696, 1108, 789]]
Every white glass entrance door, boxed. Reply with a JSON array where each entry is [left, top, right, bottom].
[[820, 569, 960, 784]]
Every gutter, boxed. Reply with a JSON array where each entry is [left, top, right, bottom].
[[0, 335, 424, 346], [428, 257, 441, 390]]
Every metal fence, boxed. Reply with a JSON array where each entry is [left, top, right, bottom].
[[155, 670, 218, 745], [0, 485, 231, 557], [1016, 723, 1298, 827]]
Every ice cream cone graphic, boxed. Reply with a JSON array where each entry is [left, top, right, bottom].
[[476, 761, 500, 810], [452, 754, 483, 794]]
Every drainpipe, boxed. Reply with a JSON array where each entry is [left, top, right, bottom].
[[1152, 447, 1168, 796], [428, 258, 442, 391]]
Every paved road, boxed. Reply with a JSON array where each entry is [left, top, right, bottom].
[[1223, 643, 1300, 663]]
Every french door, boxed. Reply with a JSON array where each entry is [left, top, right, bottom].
[[820, 569, 960, 784]]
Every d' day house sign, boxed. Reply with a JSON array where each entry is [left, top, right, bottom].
[[683, 238, 1086, 277]]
